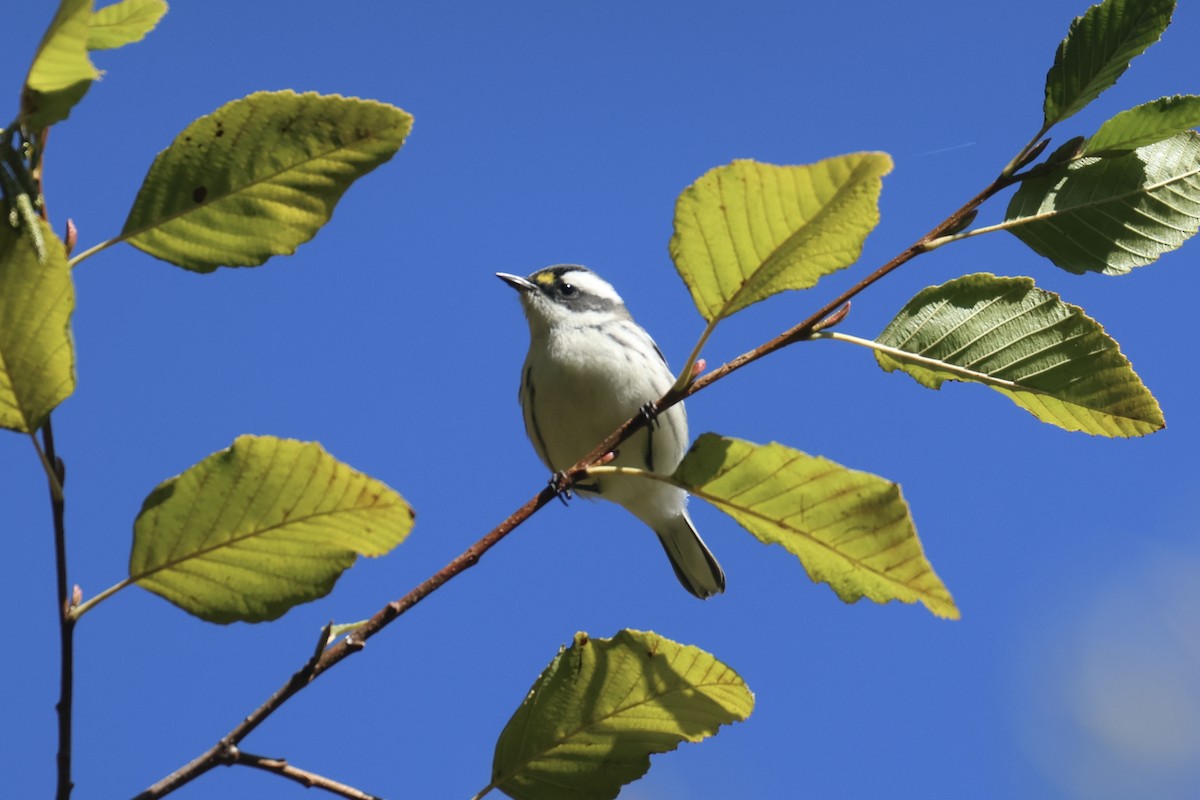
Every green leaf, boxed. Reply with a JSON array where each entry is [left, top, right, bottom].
[[1043, 0, 1175, 128], [129, 435, 414, 623], [120, 91, 413, 272], [874, 274, 1163, 438], [21, 0, 100, 129], [489, 629, 752, 800], [88, 0, 167, 50], [1085, 95, 1200, 154], [673, 435, 957, 620], [670, 154, 892, 323], [328, 620, 367, 641], [0, 220, 75, 433], [1005, 131, 1200, 274]]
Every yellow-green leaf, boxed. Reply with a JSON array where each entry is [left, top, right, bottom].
[[1085, 95, 1200, 155], [0, 219, 75, 433], [130, 435, 414, 623], [21, 0, 100, 129], [489, 630, 752, 800], [873, 273, 1163, 437], [673, 434, 957, 620], [88, 0, 167, 50], [120, 91, 413, 272], [670, 154, 892, 323]]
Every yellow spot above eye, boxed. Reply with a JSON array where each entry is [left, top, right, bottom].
[[534, 273, 556, 286]]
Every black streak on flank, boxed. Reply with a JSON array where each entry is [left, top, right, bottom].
[[192, 186, 207, 204]]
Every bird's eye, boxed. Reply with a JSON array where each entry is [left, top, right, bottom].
[[559, 282, 577, 296]]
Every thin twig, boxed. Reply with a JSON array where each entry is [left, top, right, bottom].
[[228, 749, 383, 800], [45, 418, 74, 800], [133, 487, 560, 799]]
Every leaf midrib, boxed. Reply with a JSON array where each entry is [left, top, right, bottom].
[[132, 499, 406, 584], [714, 158, 878, 321], [500, 665, 742, 786], [120, 113, 409, 244]]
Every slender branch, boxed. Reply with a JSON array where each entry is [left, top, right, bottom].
[[134, 487, 561, 799], [228, 749, 382, 800], [44, 419, 75, 800], [135, 130, 1052, 799]]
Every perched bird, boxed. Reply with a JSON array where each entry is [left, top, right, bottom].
[[497, 265, 725, 599]]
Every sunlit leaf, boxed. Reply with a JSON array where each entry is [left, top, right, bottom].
[[130, 435, 414, 623], [673, 435, 957, 620], [1043, 0, 1175, 127], [1006, 132, 1200, 274], [0, 220, 75, 433], [874, 274, 1163, 437], [670, 154, 892, 323], [120, 91, 413, 272], [1083, 95, 1200, 154], [489, 629, 752, 800], [20, 0, 99, 129], [88, 0, 167, 50]]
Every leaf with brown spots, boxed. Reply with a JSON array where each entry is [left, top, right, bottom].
[[120, 90, 412, 272]]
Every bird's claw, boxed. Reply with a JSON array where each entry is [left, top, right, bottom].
[[639, 402, 659, 429], [550, 471, 573, 505]]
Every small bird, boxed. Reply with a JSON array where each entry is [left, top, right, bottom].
[[497, 265, 725, 599]]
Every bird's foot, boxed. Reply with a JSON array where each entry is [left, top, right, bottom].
[[639, 401, 659, 429]]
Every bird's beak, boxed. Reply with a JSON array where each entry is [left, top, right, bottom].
[[496, 272, 537, 292]]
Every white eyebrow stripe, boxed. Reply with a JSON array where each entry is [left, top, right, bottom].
[[557, 270, 624, 304]]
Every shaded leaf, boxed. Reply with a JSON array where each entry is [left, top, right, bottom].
[[1006, 132, 1200, 274], [490, 629, 752, 800], [1085, 95, 1200, 154], [130, 435, 414, 623], [1044, 0, 1175, 127], [121, 91, 413, 272], [21, 0, 99, 129], [0, 220, 75, 433], [88, 0, 167, 50], [673, 434, 957, 620], [874, 274, 1163, 437], [670, 154, 891, 323]]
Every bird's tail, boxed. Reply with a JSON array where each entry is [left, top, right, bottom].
[[654, 512, 725, 599]]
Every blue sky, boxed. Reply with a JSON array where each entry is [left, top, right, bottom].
[[4, 1, 1200, 798]]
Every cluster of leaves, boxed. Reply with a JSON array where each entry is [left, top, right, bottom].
[[618, 0, 1195, 623], [2, 0, 1197, 798]]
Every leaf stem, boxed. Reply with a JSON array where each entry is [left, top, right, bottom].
[[66, 236, 121, 269], [30, 431, 63, 501], [69, 577, 136, 621], [674, 317, 719, 393], [810, 331, 1040, 393]]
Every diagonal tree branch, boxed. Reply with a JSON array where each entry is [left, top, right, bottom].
[[134, 132, 1048, 800]]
